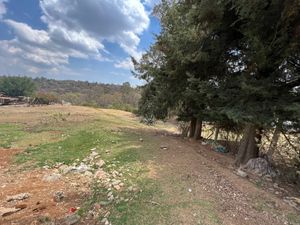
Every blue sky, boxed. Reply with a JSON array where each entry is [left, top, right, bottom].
[[0, 0, 161, 85]]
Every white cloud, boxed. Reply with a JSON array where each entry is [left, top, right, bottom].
[[114, 57, 134, 70], [0, 0, 8, 19], [40, 0, 149, 56], [0, 0, 152, 79], [5, 19, 50, 45]]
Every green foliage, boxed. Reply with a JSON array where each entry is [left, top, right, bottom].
[[34, 77, 140, 112], [134, 0, 300, 129], [34, 92, 59, 104], [0, 76, 36, 97]]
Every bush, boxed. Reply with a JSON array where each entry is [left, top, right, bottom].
[[0, 76, 36, 97], [33, 92, 59, 105]]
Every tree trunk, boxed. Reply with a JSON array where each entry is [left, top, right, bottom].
[[194, 119, 202, 140], [181, 124, 189, 137], [267, 124, 281, 160], [188, 117, 197, 138], [214, 126, 220, 142], [235, 124, 259, 166]]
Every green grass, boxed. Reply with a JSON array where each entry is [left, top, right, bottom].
[[0, 123, 26, 148], [14, 129, 122, 166]]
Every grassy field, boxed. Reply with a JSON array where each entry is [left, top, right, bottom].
[[0, 105, 299, 225], [0, 106, 180, 225]]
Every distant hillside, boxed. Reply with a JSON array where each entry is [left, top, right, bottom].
[[34, 77, 140, 112]]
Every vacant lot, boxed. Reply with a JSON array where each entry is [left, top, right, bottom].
[[0, 105, 299, 225]]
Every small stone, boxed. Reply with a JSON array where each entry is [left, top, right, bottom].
[[90, 151, 99, 157], [139, 138, 144, 142], [76, 163, 90, 173], [95, 169, 107, 180], [64, 214, 80, 225], [236, 169, 248, 178], [53, 191, 65, 202], [101, 218, 108, 224], [96, 160, 105, 168], [7, 193, 30, 202], [94, 203, 101, 210], [43, 173, 61, 182], [188, 188, 192, 193], [104, 211, 110, 218], [84, 171, 93, 177], [160, 145, 168, 150], [100, 201, 110, 206], [127, 186, 133, 192], [114, 185, 121, 191]]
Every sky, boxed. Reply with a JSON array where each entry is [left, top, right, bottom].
[[0, 0, 161, 85]]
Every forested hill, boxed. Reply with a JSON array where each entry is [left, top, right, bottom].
[[34, 77, 140, 111]]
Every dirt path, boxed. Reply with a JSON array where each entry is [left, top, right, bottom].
[[148, 134, 299, 225], [0, 149, 90, 225]]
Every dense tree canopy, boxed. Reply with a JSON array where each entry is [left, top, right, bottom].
[[0, 76, 36, 97], [133, 0, 300, 166]]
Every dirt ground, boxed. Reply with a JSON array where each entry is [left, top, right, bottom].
[[149, 134, 300, 225], [0, 148, 92, 225], [0, 105, 299, 225]]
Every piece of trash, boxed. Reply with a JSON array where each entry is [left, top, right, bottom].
[[69, 207, 77, 213], [214, 145, 228, 153], [188, 188, 192, 193]]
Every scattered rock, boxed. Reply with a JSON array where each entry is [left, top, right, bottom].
[[95, 169, 107, 180], [242, 158, 275, 177], [84, 171, 93, 177], [60, 165, 76, 174], [113, 184, 120, 191], [237, 168, 248, 178], [43, 173, 62, 182], [7, 193, 30, 202], [64, 214, 80, 225], [283, 197, 300, 210], [139, 138, 144, 142], [95, 159, 105, 168], [160, 145, 168, 150], [90, 151, 99, 158], [53, 191, 65, 202], [0, 207, 21, 217], [76, 163, 91, 173], [100, 201, 110, 206]]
